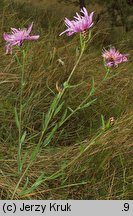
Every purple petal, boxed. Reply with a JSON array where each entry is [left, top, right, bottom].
[[106, 61, 114, 67], [59, 29, 74, 36], [26, 35, 40, 40], [3, 33, 12, 42], [11, 28, 19, 34], [89, 12, 94, 22], [60, 8, 94, 36], [81, 7, 88, 17], [27, 22, 33, 35]]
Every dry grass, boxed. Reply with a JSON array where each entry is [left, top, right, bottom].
[[1, 111, 133, 199]]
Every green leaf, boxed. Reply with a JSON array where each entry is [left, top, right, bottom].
[[22, 49, 27, 59], [89, 77, 95, 96], [20, 177, 29, 194], [17, 156, 22, 173], [19, 174, 45, 196], [14, 107, 20, 129], [101, 114, 105, 131], [59, 109, 68, 126], [53, 101, 64, 117], [79, 143, 85, 154], [43, 124, 58, 147], [48, 171, 63, 180], [30, 144, 40, 162], [32, 173, 44, 188], [50, 93, 60, 113], [14, 54, 21, 66], [44, 94, 60, 128], [81, 98, 97, 109], [20, 131, 27, 145], [21, 151, 28, 170], [106, 120, 111, 129], [44, 108, 51, 129]]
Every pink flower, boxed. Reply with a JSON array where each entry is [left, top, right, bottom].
[[102, 47, 129, 68], [60, 7, 94, 36], [3, 22, 40, 54]]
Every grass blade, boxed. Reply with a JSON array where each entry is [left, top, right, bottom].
[[14, 107, 20, 129], [81, 98, 97, 109]]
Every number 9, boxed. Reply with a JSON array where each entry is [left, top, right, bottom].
[[124, 203, 129, 211]]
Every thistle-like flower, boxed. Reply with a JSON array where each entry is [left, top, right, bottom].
[[3, 22, 40, 54], [102, 47, 129, 68], [59, 7, 94, 36]]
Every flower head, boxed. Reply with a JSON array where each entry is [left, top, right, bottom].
[[102, 47, 129, 68], [3, 22, 40, 54], [60, 7, 94, 36]]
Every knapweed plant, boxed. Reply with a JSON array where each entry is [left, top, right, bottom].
[[3, 7, 129, 198], [3, 23, 40, 174]]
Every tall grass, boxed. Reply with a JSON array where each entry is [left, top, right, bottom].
[[0, 0, 133, 199]]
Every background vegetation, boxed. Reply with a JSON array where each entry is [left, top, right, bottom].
[[0, 0, 133, 199]]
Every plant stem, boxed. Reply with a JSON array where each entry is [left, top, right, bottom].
[[17, 50, 26, 174], [38, 36, 86, 145], [12, 161, 32, 199], [13, 35, 86, 197], [66, 45, 85, 84], [103, 67, 110, 81]]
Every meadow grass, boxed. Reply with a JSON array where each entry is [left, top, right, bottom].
[[0, 0, 133, 199]]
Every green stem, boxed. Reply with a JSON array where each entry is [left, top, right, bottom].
[[13, 35, 86, 197], [30, 43, 86, 163], [38, 36, 86, 145], [103, 67, 110, 81], [66, 45, 85, 85], [12, 161, 32, 199], [17, 50, 26, 174]]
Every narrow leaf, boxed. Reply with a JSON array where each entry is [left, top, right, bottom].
[[44, 94, 60, 128], [20, 177, 29, 194], [14, 107, 20, 129], [106, 120, 111, 130], [32, 173, 44, 188], [53, 101, 64, 117], [59, 109, 68, 126], [79, 143, 85, 154], [30, 144, 40, 162], [21, 151, 28, 170], [101, 114, 105, 130], [19, 174, 45, 196], [89, 77, 95, 96], [50, 93, 60, 113], [43, 125, 58, 147], [81, 98, 97, 109], [20, 131, 27, 145], [44, 108, 52, 129]]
